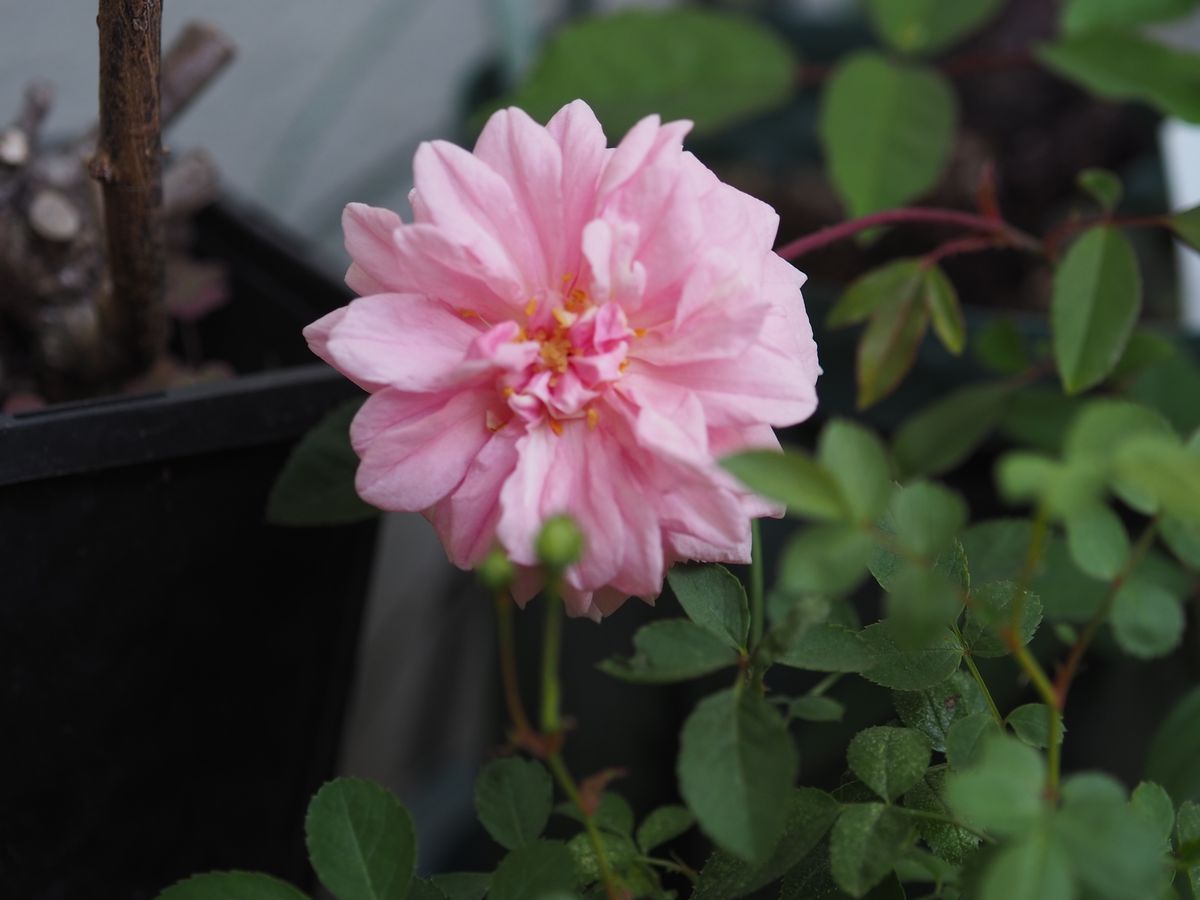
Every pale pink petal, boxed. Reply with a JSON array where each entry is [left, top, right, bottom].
[[412, 140, 548, 287], [474, 107, 568, 278], [343, 203, 404, 295], [352, 388, 497, 510], [323, 293, 482, 392], [303, 307, 355, 377], [597, 115, 691, 200], [391, 223, 524, 321], [546, 100, 607, 268], [430, 425, 523, 567]]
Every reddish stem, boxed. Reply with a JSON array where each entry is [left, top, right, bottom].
[[1044, 214, 1172, 260], [922, 234, 1003, 267], [775, 207, 1041, 260]]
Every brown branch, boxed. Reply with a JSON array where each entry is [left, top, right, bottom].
[[161, 21, 236, 127], [92, 0, 166, 382], [775, 207, 1042, 260]]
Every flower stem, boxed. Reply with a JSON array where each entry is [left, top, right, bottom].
[[775, 207, 1041, 260], [495, 592, 535, 741], [750, 519, 765, 649], [953, 623, 1004, 729], [540, 583, 622, 900]]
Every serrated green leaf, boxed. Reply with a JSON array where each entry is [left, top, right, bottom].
[[904, 767, 981, 863], [830, 804, 916, 897], [819, 52, 956, 218], [636, 805, 694, 853], [1006, 704, 1064, 749], [1065, 502, 1130, 580], [498, 9, 797, 136], [1110, 578, 1184, 659], [678, 688, 799, 861], [923, 264, 966, 355], [1038, 29, 1200, 124], [779, 525, 874, 595], [1176, 801, 1200, 897], [1063, 0, 1199, 33], [555, 792, 633, 837], [1056, 774, 1170, 900], [893, 670, 988, 753], [305, 778, 416, 900], [819, 419, 895, 523], [883, 565, 964, 639], [859, 619, 963, 690], [977, 826, 1074, 900], [828, 260, 924, 328], [945, 713, 1003, 770], [692, 788, 840, 900], [1052, 226, 1142, 394], [1077, 167, 1123, 211], [598, 619, 739, 684], [268, 398, 378, 526], [721, 450, 848, 523], [1131, 781, 1175, 846], [756, 594, 834, 667], [774, 623, 871, 673], [668, 563, 750, 650], [489, 841, 576, 900], [893, 382, 1012, 478], [962, 581, 1042, 657], [944, 735, 1046, 836], [156, 872, 310, 900], [567, 831, 638, 886], [428, 873, 490, 900], [474, 758, 553, 851], [865, 0, 1003, 54], [848, 726, 933, 803]]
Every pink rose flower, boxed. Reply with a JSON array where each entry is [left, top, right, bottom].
[[305, 100, 819, 620]]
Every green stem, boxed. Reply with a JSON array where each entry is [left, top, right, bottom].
[[953, 624, 1004, 728], [539, 581, 621, 900], [750, 519, 765, 649], [637, 856, 699, 884], [809, 672, 843, 698]]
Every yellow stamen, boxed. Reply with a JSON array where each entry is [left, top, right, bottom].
[[619, 359, 630, 373], [561, 272, 574, 283], [548, 418, 564, 436], [586, 407, 599, 430], [514, 326, 527, 342], [457, 308, 479, 320], [633, 327, 647, 338], [525, 298, 539, 317], [486, 410, 506, 432], [502, 386, 515, 398], [551, 306, 573, 328]]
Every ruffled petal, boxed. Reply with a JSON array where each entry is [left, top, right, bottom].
[[352, 388, 497, 510], [342, 203, 404, 296]]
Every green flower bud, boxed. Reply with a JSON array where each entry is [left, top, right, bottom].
[[477, 547, 516, 591], [536, 515, 584, 570]]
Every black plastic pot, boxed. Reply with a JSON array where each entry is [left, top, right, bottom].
[[0, 200, 375, 900]]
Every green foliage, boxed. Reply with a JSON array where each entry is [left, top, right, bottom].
[[598, 619, 739, 683], [1171, 205, 1200, 252], [1147, 687, 1200, 805], [1130, 781, 1175, 846], [1110, 579, 1184, 659], [157, 872, 310, 900], [1051, 227, 1142, 394], [865, 0, 1003, 54], [892, 671, 989, 752], [774, 623, 871, 673], [783, 694, 846, 723], [305, 778, 416, 900], [945, 713, 1003, 770], [945, 735, 1047, 836], [779, 525, 874, 595], [847, 726, 933, 803], [267, 398, 378, 526], [499, 9, 796, 136], [819, 52, 956, 219], [1077, 167, 1123, 211], [692, 788, 839, 900], [721, 450, 848, 522], [1063, 0, 1199, 32], [1064, 502, 1129, 580], [859, 619, 963, 690], [1039, 28, 1200, 124], [890, 480, 968, 559], [474, 758, 553, 851], [828, 260, 923, 329], [924, 263, 966, 355], [488, 841, 576, 900], [428, 874, 490, 900], [667, 564, 750, 651], [818, 420, 895, 524], [905, 767, 981, 862], [976, 827, 1073, 900], [678, 687, 799, 861], [830, 804, 916, 897], [555, 792, 634, 837], [974, 318, 1030, 375], [1177, 802, 1200, 898], [635, 805, 694, 853], [892, 382, 1013, 478], [1006, 704, 1063, 749], [961, 581, 1043, 657]]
